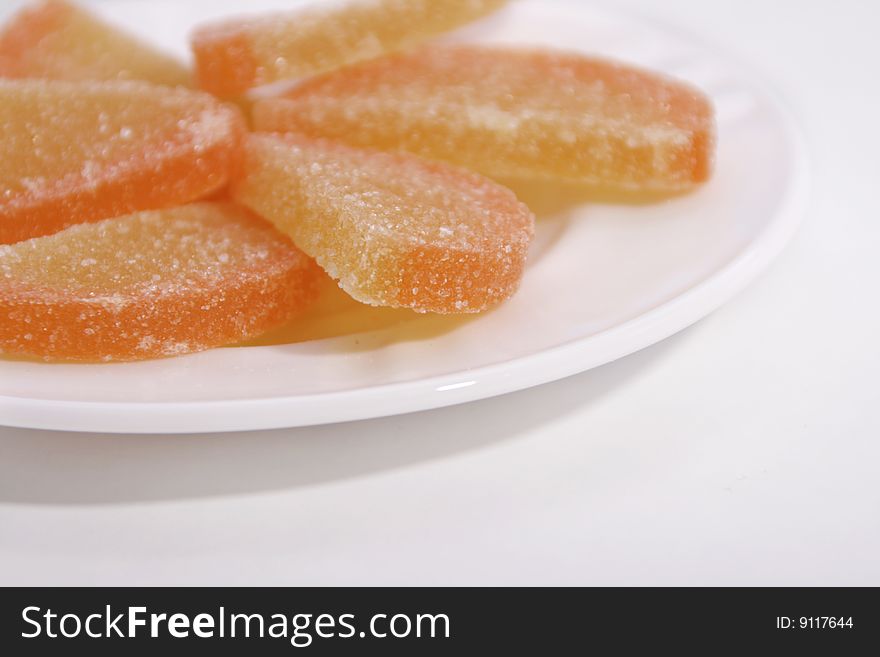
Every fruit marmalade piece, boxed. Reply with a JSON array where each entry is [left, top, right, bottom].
[[190, 0, 508, 97], [232, 133, 535, 314], [0, 0, 191, 86], [0, 79, 246, 244], [253, 45, 716, 192], [0, 202, 321, 362]]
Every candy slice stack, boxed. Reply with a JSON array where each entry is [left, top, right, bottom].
[[0, 0, 716, 362]]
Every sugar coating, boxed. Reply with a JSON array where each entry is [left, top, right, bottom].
[[0, 0, 191, 86], [0, 79, 246, 244], [253, 45, 716, 191], [0, 202, 321, 362], [191, 0, 508, 97], [232, 133, 535, 314]]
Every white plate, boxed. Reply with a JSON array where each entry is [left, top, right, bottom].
[[0, 0, 807, 434]]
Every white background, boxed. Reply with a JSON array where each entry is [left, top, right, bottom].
[[1, 0, 878, 585]]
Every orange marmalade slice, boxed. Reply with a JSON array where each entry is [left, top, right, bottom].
[[191, 0, 508, 97], [0, 0, 191, 86], [254, 45, 716, 192], [0, 79, 246, 244], [0, 202, 321, 362], [232, 133, 535, 314]]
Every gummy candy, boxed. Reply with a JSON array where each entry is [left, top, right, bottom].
[[0, 202, 321, 362], [0, 79, 246, 244], [0, 0, 191, 86], [191, 0, 508, 97], [253, 45, 715, 192], [232, 133, 534, 314]]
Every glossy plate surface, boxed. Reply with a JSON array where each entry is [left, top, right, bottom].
[[0, 0, 808, 433]]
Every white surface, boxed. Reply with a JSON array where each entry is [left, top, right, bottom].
[[0, 0, 808, 433], [1, 0, 878, 585]]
